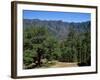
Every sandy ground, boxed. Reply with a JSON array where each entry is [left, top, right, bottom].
[[24, 61, 78, 69], [50, 61, 78, 68]]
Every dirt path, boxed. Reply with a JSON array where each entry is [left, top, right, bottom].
[[24, 61, 78, 69], [50, 61, 78, 68]]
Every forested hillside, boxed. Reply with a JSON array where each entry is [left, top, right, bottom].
[[23, 19, 91, 69]]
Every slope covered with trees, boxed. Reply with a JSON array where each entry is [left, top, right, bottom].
[[23, 19, 91, 69]]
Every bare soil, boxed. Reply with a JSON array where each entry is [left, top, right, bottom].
[[50, 61, 78, 68]]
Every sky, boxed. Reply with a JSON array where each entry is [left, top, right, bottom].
[[23, 10, 91, 23]]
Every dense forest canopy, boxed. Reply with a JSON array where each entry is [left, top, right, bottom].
[[23, 19, 91, 69]]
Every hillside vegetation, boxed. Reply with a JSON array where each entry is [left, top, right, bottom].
[[23, 19, 91, 69]]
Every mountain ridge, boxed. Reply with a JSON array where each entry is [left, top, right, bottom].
[[23, 19, 90, 40]]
